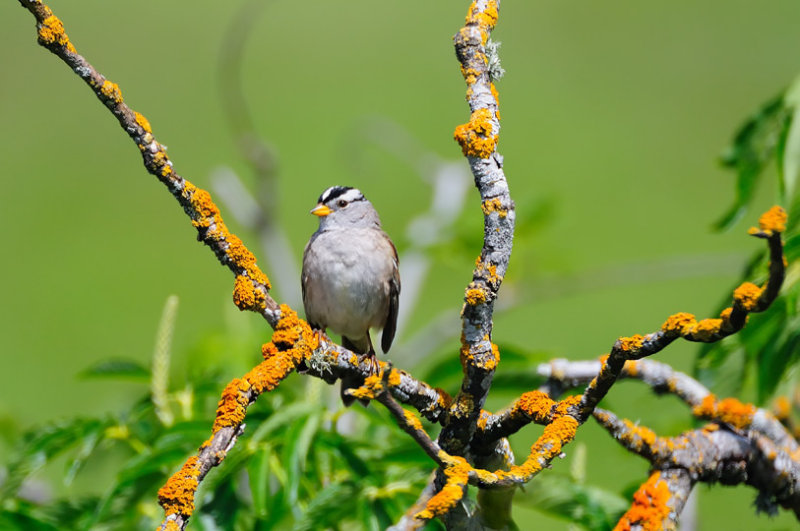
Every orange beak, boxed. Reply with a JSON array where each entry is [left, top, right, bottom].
[[310, 203, 333, 217]]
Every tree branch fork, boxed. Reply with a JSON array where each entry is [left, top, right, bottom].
[[16, 0, 798, 529]]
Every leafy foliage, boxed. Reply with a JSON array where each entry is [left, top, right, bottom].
[[0, 308, 439, 530]]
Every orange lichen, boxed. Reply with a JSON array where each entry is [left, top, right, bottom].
[[436, 388, 454, 410], [37, 14, 76, 53], [416, 456, 470, 521], [623, 360, 640, 377], [244, 350, 303, 396], [404, 409, 424, 432], [348, 374, 382, 401], [460, 65, 481, 85], [621, 419, 657, 450], [733, 282, 762, 311], [99, 80, 123, 104], [553, 394, 581, 417], [481, 197, 507, 218], [186, 183, 220, 220], [225, 234, 271, 289], [490, 82, 500, 107], [692, 394, 755, 430], [617, 334, 644, 353], [134, 111, 152, 134], [465, 286, 488, 305], [757, 205, 788, 234], [661, 312, 696, 336], [212, 378, 251, 432], [232, 275, 266, 312], [689, 318, 722, 341], [515, 391, 555, 423], [497, 415, 579, 482], [466, 0, 499, 30], [270, 305, 317, 351], [614, 472, 671, 531], [261, 341, 279, 359], [157, 456, 201, 517], [387, 368, 402, 387], [454, 108, 497, 158]]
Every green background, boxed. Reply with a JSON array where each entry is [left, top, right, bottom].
[[1, 0, 798, 528]]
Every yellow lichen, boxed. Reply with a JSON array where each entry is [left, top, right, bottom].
[[515, 391, 555, 424], [465, 286, 488, 305], [689, 318, 722, 341], [466, 0, 499, 30], [99, 80, 123, 104], [481, 197, 507, 218], [733, 282, 762, 311], [553, 394, 581, 418], [134, 111, 152, 134], [661, 312, 696, 336], [614, 472, 671, 531], [454, 108, 498, 158], [404, 409, 424, 432], [158, 456, 201, 517], [186, 184, 220, 220], [621, 419, 657, 450], [692, 394, 755, 430], [232, 274, 266, 312], [617, 334, 645, 353], [388, 368, 402, 387], [348, 374, 382, 401], [211, 378, 251, 432], [758, 205, 787, 234], [416, 456, 470, 521], [37, 14, 76, 53]]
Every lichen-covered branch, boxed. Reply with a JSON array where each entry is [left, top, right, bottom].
[[614, 470, 691, 531], [157, 306, 314, 529], [17, 0, 281, 328], [438, 0, 514, 457], [595, 407, 800, 521]]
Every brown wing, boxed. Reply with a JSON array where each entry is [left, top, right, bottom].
[[381, 238, 400, 354]]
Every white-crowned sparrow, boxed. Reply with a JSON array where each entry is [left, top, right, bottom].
[[301, 186, 400, 406]]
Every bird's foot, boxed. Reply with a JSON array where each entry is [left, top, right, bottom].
[[364, 352, 381, 377]]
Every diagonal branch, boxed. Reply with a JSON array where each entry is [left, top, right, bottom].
[[17, 0, 282, 328]]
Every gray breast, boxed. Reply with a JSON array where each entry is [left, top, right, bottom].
[[302, 228, 394, 340]]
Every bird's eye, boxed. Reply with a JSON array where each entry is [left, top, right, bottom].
[[337, 199, 347, 207]]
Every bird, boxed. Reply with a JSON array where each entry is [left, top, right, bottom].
[[301, 186, 400, 406]]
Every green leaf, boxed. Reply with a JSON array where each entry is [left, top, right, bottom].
[[0, 510, 62, 531], [284, 411, 322, 512], [292, 479, 357, 531], [780, 75, 800, 204], [78, 359, 150, 381], [1, 418, 110, 500], [714, 92, 788, 231], [152, 294, 179, 427], [517, 473, 628, 531], [248, 445, 272, 519]]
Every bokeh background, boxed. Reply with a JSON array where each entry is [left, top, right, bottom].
[[2, 0, 799, 528]]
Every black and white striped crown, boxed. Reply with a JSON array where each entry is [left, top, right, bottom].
[[318, 186, 365, 205]]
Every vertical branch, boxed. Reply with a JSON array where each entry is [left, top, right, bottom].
[[439, 0, 515, 456]]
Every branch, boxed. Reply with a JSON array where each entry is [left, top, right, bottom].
[[475, 207, 787, 446], [437, 0, 513, 458], [17, 0, 282, 328], [594, 408, 800, 520], [614, 470, 692, 531]]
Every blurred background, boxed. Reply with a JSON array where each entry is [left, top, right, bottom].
[[1, 0, 799, 529]]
